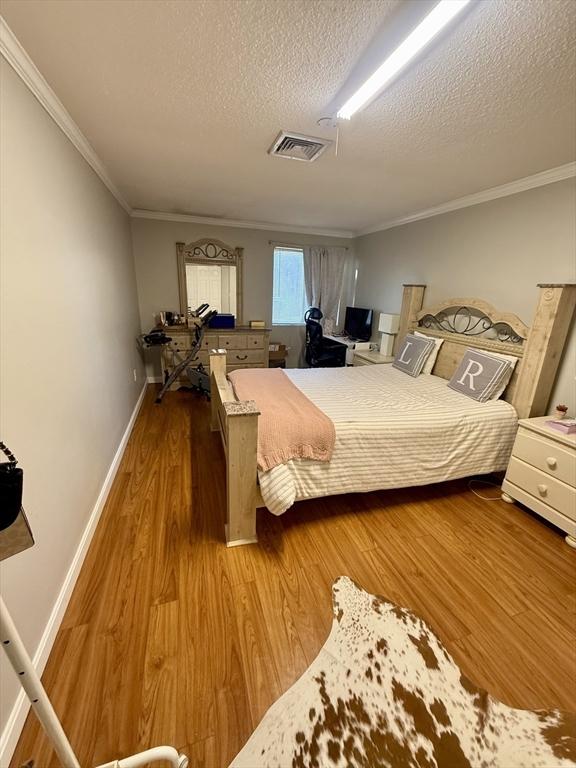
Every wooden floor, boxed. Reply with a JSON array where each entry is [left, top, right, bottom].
[[10, 386, 576, 767]]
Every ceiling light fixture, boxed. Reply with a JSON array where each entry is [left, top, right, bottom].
[[337, 0, 471, 120]]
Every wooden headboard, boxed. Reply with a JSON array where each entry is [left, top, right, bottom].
[[395, 284, 576, 419]]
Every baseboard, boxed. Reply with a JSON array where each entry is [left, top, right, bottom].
[[0, 382, 148, 767], [147, 375, 163, 384]]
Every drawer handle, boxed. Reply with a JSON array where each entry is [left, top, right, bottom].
[[537, 484, 548, 496], [235, 354, 248, 360], [546, 457, 557, 469]]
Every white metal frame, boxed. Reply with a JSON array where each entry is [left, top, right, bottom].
[[0, 597, 188, 768]]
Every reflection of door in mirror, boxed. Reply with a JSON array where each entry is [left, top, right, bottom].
[[185, 264, 237, 314]]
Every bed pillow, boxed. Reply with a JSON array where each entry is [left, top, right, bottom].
[[468, 347, 519, 399], [414, 331, 444, 374], [448, 349, 514, 402], [392, 333, 436, 377]]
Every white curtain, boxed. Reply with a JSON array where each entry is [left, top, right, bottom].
[[304, 246, 356, 330], [304, 248, 322, 308]]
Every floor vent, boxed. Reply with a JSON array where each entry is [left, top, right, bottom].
[[268, 131, 332, 162]]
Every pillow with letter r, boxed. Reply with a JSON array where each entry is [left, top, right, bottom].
[[392, 333, 436, 377], [448, 348, 513, 402], [468, 347, 518, 399]]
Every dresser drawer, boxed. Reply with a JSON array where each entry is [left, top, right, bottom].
[[201, 334, 219, 350], [506, 457, 576, 521], [188, 351, 210, 366], [513, 428, 576, 486], [168, 334, 193, 352], [246, 334, 265, 349], [227, 349, 265, 365], [218, 334, 246, 349], [188, 350, 263, 369]]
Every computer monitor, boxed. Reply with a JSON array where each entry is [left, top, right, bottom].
[[344, 306, 373, 341]]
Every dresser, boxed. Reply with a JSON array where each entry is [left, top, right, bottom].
[[353, 350, 394, 366], [501, 416, 576, 547], [161, 326, 270, 388]]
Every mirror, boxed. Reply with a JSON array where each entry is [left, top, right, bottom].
[[176, 239, 243, 322], [185, 263, 237, 315]]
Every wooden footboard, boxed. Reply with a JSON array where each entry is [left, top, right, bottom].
[[209, 350, 261, 546]]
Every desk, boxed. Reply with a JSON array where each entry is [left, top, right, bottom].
[[324, 335, 370, 365]]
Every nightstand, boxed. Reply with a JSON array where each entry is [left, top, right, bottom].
[[353, 350, 394, 366], [501, 416, 576, 548]]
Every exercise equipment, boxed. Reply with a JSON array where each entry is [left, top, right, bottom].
[[139, 304, 217, 404]]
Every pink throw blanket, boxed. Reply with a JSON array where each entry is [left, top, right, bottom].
[[228, 369, 336, 471]]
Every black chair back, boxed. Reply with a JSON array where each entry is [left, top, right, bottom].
[[305, 318, 323, 366], [304, 307, 345, 367]]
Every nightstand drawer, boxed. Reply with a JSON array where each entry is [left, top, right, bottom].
[[506, 457, 576, 520], [514, 428, 576, 486]]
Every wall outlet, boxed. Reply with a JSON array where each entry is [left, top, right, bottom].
[[133, 368, 137, 382]]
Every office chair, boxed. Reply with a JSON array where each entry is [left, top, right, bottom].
[[304, 308, 347, 368]]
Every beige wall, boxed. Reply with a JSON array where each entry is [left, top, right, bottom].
[[131, 218, 352, 370], [355, 178, 576, 412], [0, 60, 144, 736]]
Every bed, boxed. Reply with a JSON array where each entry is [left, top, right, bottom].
[[258, 365, 518, 515], [209, 283, 576, 546]]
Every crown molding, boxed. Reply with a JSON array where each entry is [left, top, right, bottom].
[[131, 209, 356, 239], [359, 162, 576, 236], [0, 16, 131, 214]]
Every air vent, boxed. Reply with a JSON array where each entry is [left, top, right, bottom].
[[268, 131, 332, 162]]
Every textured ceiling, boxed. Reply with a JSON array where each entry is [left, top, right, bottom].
[[2, 0, 575, 233]]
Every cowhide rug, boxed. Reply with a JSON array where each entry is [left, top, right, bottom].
[[231, 577, 575, 768]]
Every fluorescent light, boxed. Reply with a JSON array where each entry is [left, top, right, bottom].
[[337, 0, 471, 120]]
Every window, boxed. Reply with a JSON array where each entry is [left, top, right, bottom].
[[272, 247, 308, 325]]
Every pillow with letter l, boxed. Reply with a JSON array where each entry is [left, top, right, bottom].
[[448, 348, 512, 402], [392, 333, 436, 377]]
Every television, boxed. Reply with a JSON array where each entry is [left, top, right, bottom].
[[344, 306, 373, 341]]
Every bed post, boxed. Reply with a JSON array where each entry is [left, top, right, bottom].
[[512, 284, 576, 419], [223, 401, 259, 546], [210, 350, 227, 431], [209, 350, 260, 546], [395, 284, 426, 354]]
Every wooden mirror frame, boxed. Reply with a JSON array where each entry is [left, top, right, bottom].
[[176, 239, 244, 323]]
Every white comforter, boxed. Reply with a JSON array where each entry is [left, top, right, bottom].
[[258, 365, 518, 515]]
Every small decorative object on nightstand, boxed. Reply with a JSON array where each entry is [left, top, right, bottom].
[[353, 350, 394, 366], [554, 403, 569, 419], [501, 416, 576, 548]]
